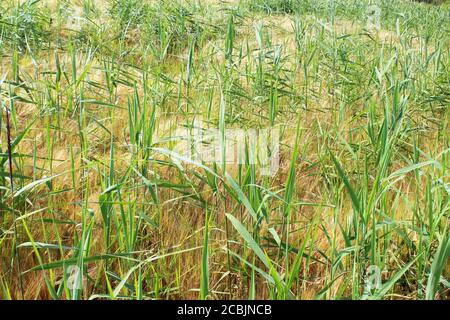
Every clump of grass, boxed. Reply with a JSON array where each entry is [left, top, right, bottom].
[[141, 1, 218, 60], [0, 0, 448, 301], [247, 0, 298, 14], [0, 0, 50, 53], [108, 0, 149, 31]]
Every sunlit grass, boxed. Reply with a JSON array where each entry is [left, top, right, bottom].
[[0, 0, 448, 300]]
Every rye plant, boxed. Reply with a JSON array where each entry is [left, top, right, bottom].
[[0, 0, 448, 300]]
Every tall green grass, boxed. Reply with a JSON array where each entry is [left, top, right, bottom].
[[0, 0, 448, 300]]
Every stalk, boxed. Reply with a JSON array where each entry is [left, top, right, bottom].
[[5, 105, 24, 299]]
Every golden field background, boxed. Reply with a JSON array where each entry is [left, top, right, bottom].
[[0, 0, 448, 300]]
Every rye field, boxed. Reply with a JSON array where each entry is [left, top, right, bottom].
[[0, 0, 449, 300]]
